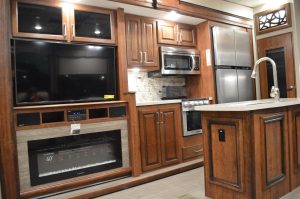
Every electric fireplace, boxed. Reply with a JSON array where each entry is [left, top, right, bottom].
[[28, 130, 122, 186]]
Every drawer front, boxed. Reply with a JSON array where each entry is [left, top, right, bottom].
[[182, 144, 203, 160]]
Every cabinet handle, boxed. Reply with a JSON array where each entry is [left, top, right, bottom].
[[287, 85, 296, 91], [140, 51, 143, 63], [71, 24, 75, 38], [144, 52, 147, 62], [193, 149, 202, 153], [156, 112, 160, 124], [63, 23, 67, 37], [160, 112, 164, 124], [179, 32, 183, 44]]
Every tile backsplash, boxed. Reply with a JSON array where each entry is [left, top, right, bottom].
[[128, 71, 186, 103]]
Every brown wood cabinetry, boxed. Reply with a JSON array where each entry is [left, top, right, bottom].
[[157, 21, 196, 47], [126, 15, 159, 71], [202, 108, 293, 199], [12, 0, 115, 44], [138, 104, 182, 172]]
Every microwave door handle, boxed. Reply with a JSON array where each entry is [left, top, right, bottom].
[[191, 55, 196, 70]]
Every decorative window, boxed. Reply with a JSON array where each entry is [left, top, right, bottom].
[[255, 3, 291, 35]]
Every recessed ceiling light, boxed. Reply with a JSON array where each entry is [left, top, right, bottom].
[[166, 11, 180, 21], [34, 24, 42, 30], [94, 30, 101, 35]]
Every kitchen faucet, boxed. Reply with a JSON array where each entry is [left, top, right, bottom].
[[251, 57, 280, 101]]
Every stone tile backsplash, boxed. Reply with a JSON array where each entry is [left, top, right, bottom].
[[128, 71, 186, 103]]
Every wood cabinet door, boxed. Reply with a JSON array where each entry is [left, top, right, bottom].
[[177, 24, 196, 47], [257, 33, 296, 99], [157, 21, 178, 45], [126, 15, 142, 67], [11, 0, 68, 41], [141, 17, 159, 70], [69, 5, 116, 44], [159, 105, 181, 166], [138, 107, 162, 172]]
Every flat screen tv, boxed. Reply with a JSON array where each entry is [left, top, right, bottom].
[[12, 39, 118, 106]]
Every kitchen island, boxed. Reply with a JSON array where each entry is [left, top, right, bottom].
[[195, 98, 300, 199]]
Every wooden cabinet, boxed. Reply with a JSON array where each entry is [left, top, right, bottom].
[[202, 108, 291, 199], [126, 15, 159, 71], [12, 0, 115, 44], [138, 104, 182, 172], [157, 21, 196, 47]]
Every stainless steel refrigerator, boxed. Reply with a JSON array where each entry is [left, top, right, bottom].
[[212, 26, 254, 103]]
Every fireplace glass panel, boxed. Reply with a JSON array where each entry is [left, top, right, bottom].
[[28, 130, 122, 186]]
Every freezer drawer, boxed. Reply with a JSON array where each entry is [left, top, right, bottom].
[[237, 69, 254, 101], [216, 68, 239, 103], [212, 27, 236, 66], [235, 30, 251, 67]]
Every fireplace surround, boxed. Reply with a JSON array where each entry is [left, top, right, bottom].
[[16, 120, 129, 192]]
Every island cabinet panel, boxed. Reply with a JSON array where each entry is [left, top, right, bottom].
[[138, 104, 182, 172], [253, 109, 290, 199], [288, 105, 300, 190]]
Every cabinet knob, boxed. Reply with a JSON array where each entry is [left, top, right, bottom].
[[63, 23, 67, 37], [160, 112, 164, 124], [71, 24, 75, 38], [156, 112, 160, 124]]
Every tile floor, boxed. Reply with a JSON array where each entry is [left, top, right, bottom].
[[96, 167, 300, 199]]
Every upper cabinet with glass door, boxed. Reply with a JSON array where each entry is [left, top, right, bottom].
[[11, 0, 116, 44], [69, 5, 115, 44], [12, 0, 68, 41]]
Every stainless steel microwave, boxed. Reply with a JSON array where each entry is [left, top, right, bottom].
[[160, 46, 200, 75]]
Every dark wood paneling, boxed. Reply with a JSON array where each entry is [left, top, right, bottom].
[[253, 109, 290, 199], [207, 120, 244, 192], [138, 106, 162, 172], [160, 107, 181, 166], [0, 0, 20, 198], [288, 105, 300, 190], [261, 114, 285, 188]]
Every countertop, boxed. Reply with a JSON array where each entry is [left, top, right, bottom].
[[194, 98, 300, 112], [136, 99, 182, 106]]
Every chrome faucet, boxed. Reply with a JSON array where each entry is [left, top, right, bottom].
[[251, 57, 280, 101]]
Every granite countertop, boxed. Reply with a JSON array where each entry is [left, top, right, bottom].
[[194, 98, 300, 112], [136, 99, 182, 106]]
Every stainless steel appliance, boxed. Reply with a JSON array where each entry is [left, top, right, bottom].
[[182, 98, 210, 136], [212, 26, 254, 103], [160, 46, 200, 75]]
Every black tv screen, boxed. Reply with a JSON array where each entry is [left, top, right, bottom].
[[12, 39, 118, 106]]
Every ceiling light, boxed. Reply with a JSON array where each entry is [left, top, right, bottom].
[[62, 0, 81, 3], [166, 11, 180, 21]]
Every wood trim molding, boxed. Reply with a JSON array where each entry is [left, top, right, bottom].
[[0, 0, 20, 198], [116, 8, 129, 100], [254, 3, 291, 35], [156, 0, 253, 28]]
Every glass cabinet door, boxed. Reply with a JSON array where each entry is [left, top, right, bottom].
[[12, 1, 68, 40], [70, 6, 115, 44]]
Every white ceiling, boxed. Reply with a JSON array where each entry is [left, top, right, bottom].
[[223, 0, 275, 8]]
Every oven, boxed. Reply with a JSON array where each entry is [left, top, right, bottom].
[[182, 98, 210, 136], [160, 46, 200, 75]]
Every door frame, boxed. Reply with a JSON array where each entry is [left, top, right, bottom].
[[257, 32, 296, 99]]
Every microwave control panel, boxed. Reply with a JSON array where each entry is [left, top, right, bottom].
[[67, 110, 87, 121], [194, 57, 200, 70]]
